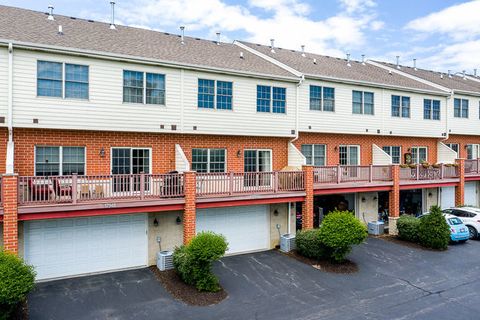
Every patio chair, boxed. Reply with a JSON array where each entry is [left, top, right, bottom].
[[52, 177, 73, 199], [28, 178, 54, 201]]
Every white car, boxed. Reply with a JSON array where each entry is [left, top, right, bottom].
[[443, 207, 480, 239]]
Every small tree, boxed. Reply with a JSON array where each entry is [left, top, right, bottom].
[[318, 211, 367, 263], [173, 232, 228, 292], [0, 250, 36, 320], [418, 205, 450, 250], [397, 215, 421, 243]]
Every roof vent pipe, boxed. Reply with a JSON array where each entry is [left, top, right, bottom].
[[216, 32, 221, 45], [346, 53, 351, 67], [474, 69, 477, 77], [448, 70, 452, 78], [301, 45, 306, 57], [462, 70, 466, 79], [313, 58, 317, 64], [270, 39, 275, 53], [413, 58, 417, 70], [180, 26, 185, 44], [109, 1, 116, 30], [58, 25, 63, 35], [47, 5, 54, 20], [239, 51, 244, 59], [396, 56, 400, 69], [361, 54, 365, 65]]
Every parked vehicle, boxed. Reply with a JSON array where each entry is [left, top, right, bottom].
[[444, 214, 469, 243], [443, 207, 480, 239], [416, 213, 469, 243]]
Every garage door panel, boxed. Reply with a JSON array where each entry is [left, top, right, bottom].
[[25, 214, 147, 280], [441, 187, 455, 209], [465, 182, 478, 207], [197, 205, 269, 255]]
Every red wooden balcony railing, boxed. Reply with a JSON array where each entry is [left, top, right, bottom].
[[399, 164, 458, 181], [0, 176, 2, 206], [18, 173, 184, 206], [196, 171, 305, 197], [465, 159, 480, 176], [313, 165, 392, 185]]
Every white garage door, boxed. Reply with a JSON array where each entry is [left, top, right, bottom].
[[197, 205, 269, 254], [24, 214, 148, 280], [465, 182, 478, 207], [440, 187, 455, 209]]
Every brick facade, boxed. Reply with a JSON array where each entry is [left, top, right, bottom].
[[13, 128, 290, 175], [445, 135, 480, 159], [183, 171, 196, 244], [295, 132, 440, 165], [301, 165, 314, 229], [2, 174, 18, 254], [455, 159, 465, 206]]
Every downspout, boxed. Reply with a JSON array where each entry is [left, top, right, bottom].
[[6, 42, 14, 174], [442, 90, 454, 142], [291, 74, 304, 143]]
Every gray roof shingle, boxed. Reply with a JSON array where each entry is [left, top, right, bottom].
[[375, 61, 480, 95], [0, 5, 296, 79], [239, 41, 447, 94]]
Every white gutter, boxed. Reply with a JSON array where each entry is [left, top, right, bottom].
[[6, 42, 14, 174], [291, 75, 305, 143], [0, 40, 299, 83]]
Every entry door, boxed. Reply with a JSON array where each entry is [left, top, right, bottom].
[[440, 187, 455, 209], [112, 148, 151, 192], [244, 150, 272, 187]]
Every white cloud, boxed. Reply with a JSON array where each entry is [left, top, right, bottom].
[[103, 0, 383, 57]]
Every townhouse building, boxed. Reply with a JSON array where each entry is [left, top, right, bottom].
[[0, 5, 479, 280]]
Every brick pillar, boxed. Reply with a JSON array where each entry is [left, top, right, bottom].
[[2, 174, 18, 254], [388, 165, 400, 235], [183, 171, 196, 244], [302, 165, 314, 230], [455, 159, 465, 207]]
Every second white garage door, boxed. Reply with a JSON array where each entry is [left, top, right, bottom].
[[197, 205, 269, 254], [465, 182, 478, 207], [440, 187, 455, 209], [24, 214, 148, 280]]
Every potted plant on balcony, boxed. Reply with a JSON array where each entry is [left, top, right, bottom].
[[400, 164, 410, 169], [421, 161, 430, 169], [432, 163, 441, 169], [408, 164, 417, 169]]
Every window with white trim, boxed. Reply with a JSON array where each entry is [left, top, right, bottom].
[[382, 146, 401, 164], [198, 79, 233, 110], [445, 143, 459, 155], [301, 144, 326, 166], [37, 61, 89, 99], [123, 70, 165, 105], [423, 99, 440, 120], [466, 144, 480, 159], [244, 150, 272, 172], [256, 85, 286, 113], [454, 98, 469, 118], [391, 95, 410, 118], [352, 90, 374, 115], [35, 146, 85, 176], [192, 148, 226, 173], [310, 85, 335, 111], [339, 145, 359, 165], [411, 147, 428, 164]]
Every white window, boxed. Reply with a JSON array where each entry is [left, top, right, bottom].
[[35, 146, 85, 176], [382, 146, 401, 164], [445, 143, 459, 155], [37, 61, 89, 99], [192, 148, 226, 173], [352, 91, 374, 115], [111, 148, 151, 175], [339, 145, 360, 165], [411, 147, 428, 164], [123, 70, 165, 105], [301, 144, 326, 166], [244, 150, 272, 172], [466, 144, 480, 160]]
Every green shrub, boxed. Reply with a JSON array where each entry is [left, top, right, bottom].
[[173, 232, 228, 292], [397, 215, 420, 243], [296, 228, 327, 260], [318, 211, 368, 263], [418, 205, 450, 250], [0, 250, 35, 320]]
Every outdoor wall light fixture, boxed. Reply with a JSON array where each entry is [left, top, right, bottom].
[[153, 218, 159, 227], [273, 209, 279, 216], [237, 150, 241, 157], [361, 197, 366, 202], [373, 196, 378, 201], [99, 148, 106, 158], [176, 216, 182, 225], [334, 146, 338, 152], [428, 192, 433, 197]]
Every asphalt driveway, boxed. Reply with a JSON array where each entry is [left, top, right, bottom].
[[28, 238, 480, 320]]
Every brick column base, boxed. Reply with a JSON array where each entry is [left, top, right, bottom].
[[2, 174, 19, 254], [183, 171, 196, 244], [388, 165, 400, 235], [455, 159, 465, 207], [302, 165, 314, 230]]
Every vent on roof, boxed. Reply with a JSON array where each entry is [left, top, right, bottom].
[[239, 51, 244, 59], [270, 39, 275, 53], [396, 56, 400, 69], [195, 37, 201, 40], [47, 5, 54, 20], [164, 32, 170, 35], [301, 45, 306, 57], [313, 58, 317, 64], [474, 69, 477, 77], [448, 70, 452, 78], [88, 19, 94, 22], [216, 32, 221, 45], [109, 1, 116, 30], [58, 25, 63, 35], [462, 70, 466, 80], [70, 17, 76, 20], [440, 73, 444, 79], [346, 53, 351, 67], [180, 26, 185, 44], [413, 58, 417, 71], [361, 54, 366, 65]]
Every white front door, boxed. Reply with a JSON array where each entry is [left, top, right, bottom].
[[24, 214, 148, 280], [465, 182, 478, 207], [440, 187, 455, 209], [197, 205, 269, 254]]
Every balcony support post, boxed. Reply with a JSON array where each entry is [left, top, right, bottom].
[[2, 174, 18, 254], [183, 171, 197, 244], [369, 165, 373, 183], [455, 159, 465, 206], [388, 165, 400, 235], [72, 174, 78, 204], [301, 165, 314, 230]]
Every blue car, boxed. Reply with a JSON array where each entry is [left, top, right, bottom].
[[445, 214, 469, 243]]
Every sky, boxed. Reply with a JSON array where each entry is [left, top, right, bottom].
[[2, 0, 480, 73]]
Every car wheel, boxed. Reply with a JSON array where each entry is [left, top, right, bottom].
[[467, 226, 478, 240]]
